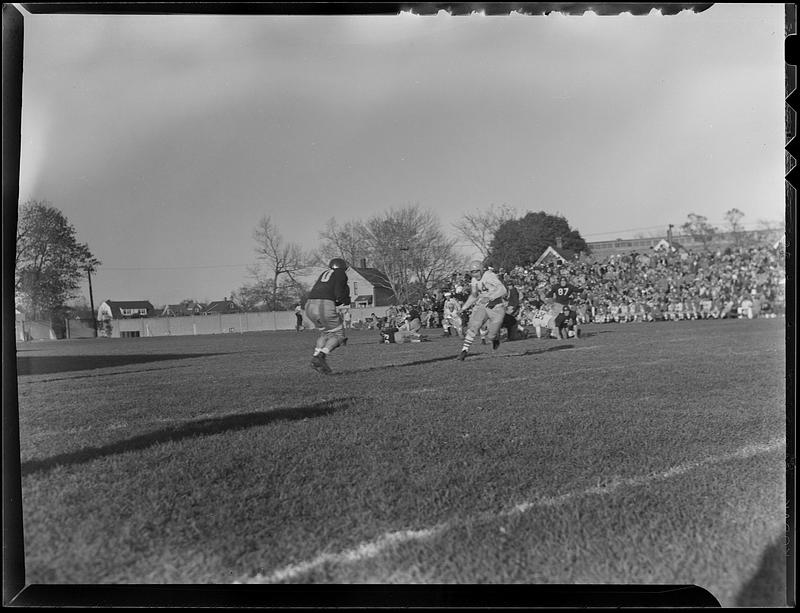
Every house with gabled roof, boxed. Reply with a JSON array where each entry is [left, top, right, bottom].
[[202, 297, 240, 315], [161, 302, 205, 317], [652, 238, 688, 254], [98, 300, 155, 320], [346, 264, 397, 308], [534, 238, 582, 267]]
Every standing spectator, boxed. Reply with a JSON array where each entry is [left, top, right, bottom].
[[294, 304, 304, 332]]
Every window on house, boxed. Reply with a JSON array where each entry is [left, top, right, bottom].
[[353, 282, 358, 296]]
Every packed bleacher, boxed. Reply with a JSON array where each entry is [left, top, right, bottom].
[[510, 244, 786, 325], [351, 243, 785, 340]]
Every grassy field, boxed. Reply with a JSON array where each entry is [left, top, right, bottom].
[[12, 318, 789, 606]]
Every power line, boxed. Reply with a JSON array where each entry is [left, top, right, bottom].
[[581, 225, 667, 238], [100, 264, 251, 271]]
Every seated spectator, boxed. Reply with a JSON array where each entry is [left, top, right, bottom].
[[738, 295, 754, 319], [394, 308, 424, 343]]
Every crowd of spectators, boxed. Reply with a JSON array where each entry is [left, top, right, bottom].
[[350, 243, 785, 335], [506, 244, 786, 325]]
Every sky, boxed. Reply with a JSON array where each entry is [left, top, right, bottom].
[[16, 4, 786, 307]]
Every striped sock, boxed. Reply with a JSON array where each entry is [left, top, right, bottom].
[[461, 330, 476, 353]]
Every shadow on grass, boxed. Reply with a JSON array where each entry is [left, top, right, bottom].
[[734, 532, 788, 606], [20, 397, 357, 477], [16, 353, 220, 376], [339, 344, 574, 374]]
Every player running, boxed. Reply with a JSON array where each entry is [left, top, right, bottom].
[[304, 258, 351, 374], [457, 260, 507, 360]]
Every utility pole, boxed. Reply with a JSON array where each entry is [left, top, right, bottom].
[[87, 267, 97, 337], [399, 245, 410, 305]]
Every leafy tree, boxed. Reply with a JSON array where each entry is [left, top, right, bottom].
[[64, 296, 95, 321], [15, 200, 100, 321], [452, 204, 518, 261], [487, 211, 588, 270], [680, 213, 718, 252]]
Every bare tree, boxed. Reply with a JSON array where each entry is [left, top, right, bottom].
[[317, 218, 368, 268], [723, 208, 746, 246], [452, 203, 518, 260], [360, 204, 464, 304], [680, 213, 718, 253], [250, 216, 312, 311]]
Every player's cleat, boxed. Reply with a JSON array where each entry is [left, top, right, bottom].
[[492, 339, 500, 351], [458, 349, 468, 361], [481, 338, 487, 345], [311, 354, 332, 374], [340, 337, 348, 346]]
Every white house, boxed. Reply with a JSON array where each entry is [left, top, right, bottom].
[[98, 300, 155, 321], [346, 266, 396, 308]]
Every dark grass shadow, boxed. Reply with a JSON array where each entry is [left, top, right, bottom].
[[16, 353, 221, 376], [338, 344, 574, 375], [20, 397, 358, 477], [20, 364, 200, 384], [575, 330, 616, 338], [734, 532, 789, 606]]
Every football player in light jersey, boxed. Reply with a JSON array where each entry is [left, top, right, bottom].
[[528, 297, 556, 339], [441, 293, 463, 337], [304, 258, 351, 374], [457, 260, 507, 360]]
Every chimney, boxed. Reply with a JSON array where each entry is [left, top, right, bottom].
[[555, 236, 563, 250], [360, 258, 367, 269], [667, 224, 674, 245]]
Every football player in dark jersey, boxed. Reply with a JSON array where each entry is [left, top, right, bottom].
[[304, 258, 351, 374], [555, 304, 581, 339], [551, 274, 580, 307]]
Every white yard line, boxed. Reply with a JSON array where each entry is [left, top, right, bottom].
[[238, 437, 785, 584]]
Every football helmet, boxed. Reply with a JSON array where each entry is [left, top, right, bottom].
[[329, 258, 348, 269]]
